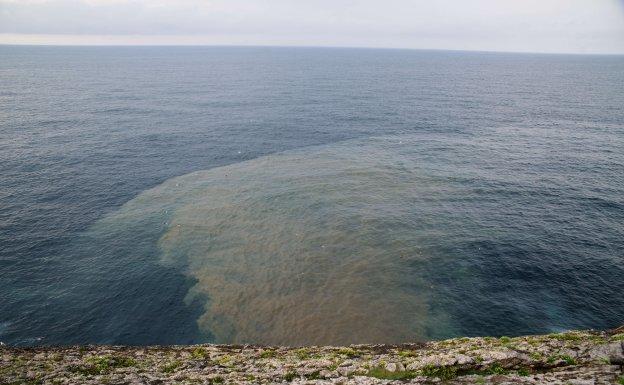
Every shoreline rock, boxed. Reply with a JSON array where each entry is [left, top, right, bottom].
[[2, 329, 623, 384]]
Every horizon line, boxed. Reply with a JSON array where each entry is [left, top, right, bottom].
[[2, 42, 624, 57]]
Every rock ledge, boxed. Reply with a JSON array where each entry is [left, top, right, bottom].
[[2, 329, 624, 384]]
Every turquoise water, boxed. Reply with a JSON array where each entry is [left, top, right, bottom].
[[1, 46, 623, 346]]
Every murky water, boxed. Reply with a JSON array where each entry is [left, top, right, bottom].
[[1, 46, 623, 346]]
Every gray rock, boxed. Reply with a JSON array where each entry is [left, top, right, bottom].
[[337, 365, 356, 376], [384, 362, 404, 372], [589, 341, 624, 364]]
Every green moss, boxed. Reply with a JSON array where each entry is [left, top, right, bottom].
[[161, 360, 182, 373], [617, 376, 624, 385], [529, 351, 542, 360], [211, 376, 224, 383], [365, 366, 418, 381], [499, 336, 511, 343]]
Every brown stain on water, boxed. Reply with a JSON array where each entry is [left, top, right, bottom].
[[153, 145, 446, 345]]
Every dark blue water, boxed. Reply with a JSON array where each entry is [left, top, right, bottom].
[[1, 46, 623, 346]]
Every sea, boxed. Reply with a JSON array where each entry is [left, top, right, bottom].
[[1, 45, 623, 346]]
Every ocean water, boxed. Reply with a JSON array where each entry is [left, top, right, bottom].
[[1, 46, 623, 346]]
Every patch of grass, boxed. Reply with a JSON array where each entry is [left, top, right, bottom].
[[211, 376, 224, 384], [548, 332, 582, 342], [294, 348, 310, 360], [499, 336, 511, 343], [547, 354, 576, 365], [305, 370, 321, 380], [517, 368, 531, 376], [259, 349, 276, 359], [482, 363, 508, 375], [560, 355, 576, 365], [421, 365, 458, 380], [283, 371, 298, 382], [611, 333, 624, 341], [191, 347, 208, 359], [456, 364, 514, 377], [398, 350, 418, 358], [587, 335, 607, 343], [365, 366, 418, 381], [598, 357, 611, 365], [529, 351, 542, 360], [70, 355, 137, 376], [337, 347, 360, 358], [617, 376, 624, 385], [161, 360, 182, 373], [216, 354, 232, 366], [7, 380, 43, 385]]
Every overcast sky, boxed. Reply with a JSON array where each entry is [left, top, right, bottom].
[[1, 0, 623, 53]]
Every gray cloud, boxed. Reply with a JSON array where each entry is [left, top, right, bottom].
[[1, 0, 623, 53]]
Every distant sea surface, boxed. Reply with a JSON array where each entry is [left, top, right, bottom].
[[1, 46, 623, 346]]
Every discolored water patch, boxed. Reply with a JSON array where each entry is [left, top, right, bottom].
[[92, 137, 455, 345]]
